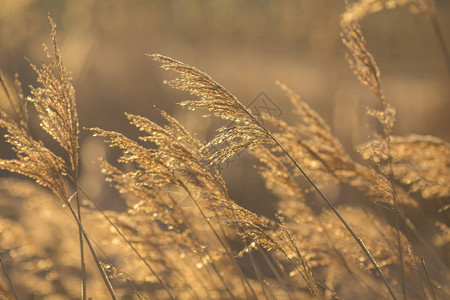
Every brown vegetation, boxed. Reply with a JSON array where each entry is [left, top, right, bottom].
[[0, 2, 449, 299]]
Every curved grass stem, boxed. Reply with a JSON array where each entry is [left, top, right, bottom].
[[270, 134, 397, 300], [239, 106, 398, 300], [429, 14, 450, 77], [0, 257, 18, 300], [74, 180, 86, 300], [65, 193, 117, 300], [77, 186, 176, 300]]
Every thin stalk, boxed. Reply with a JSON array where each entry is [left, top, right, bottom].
[[248, 252, 273, 300], [429, 13, 450, 76], [177, 259, 210, 300], [239, 107, 397, 299], [226, 94, 397, 298], [0, 257, 18, 300], [216, 221, 260, 300], [64, 199, 117, 299], [65, 210, 153, 300], [251, 119, 397, 299], [276, 136, 396, 299], [282, 224, 318, 296], [381, 90, 424, 298], [283, 250, 318, 297], [237, 219, 317, 297], [74, 178, 86, 300], [404, 217, 449, 272], [180, 184, 246, 300], [77, 187, 175, 300], [164, 189, 236, 297], [81, 186, 214, 300], [386, 144, 407, 300], [142, 240, 202, 300], [396, 206, 428, 300], [21, 149, 116, 299], [420, 258, 438, 300], [259, 249, 295, 300], [164, 190, 234, 297]]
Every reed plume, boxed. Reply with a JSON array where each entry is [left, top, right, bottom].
[[0, 18, 116, 299], [0, 73, 67, 201], [149, 54, 274, 165], [27, 17, 79, 174], [149, 50, 407, 298], [341, 0, 435, 26], [1, 5, 448, 299]]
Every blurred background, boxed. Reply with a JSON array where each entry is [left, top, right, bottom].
[[0, 0, 449, 213]]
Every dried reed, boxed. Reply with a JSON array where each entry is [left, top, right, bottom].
[[0, 5, 448, 300]]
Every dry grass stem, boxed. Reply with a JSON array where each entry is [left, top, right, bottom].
[[1, 7, 448, 300]]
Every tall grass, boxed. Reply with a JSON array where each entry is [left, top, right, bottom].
[[0, 2, 449, 299]]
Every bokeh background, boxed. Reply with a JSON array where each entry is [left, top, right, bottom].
[[1, 0, 449, 214]]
